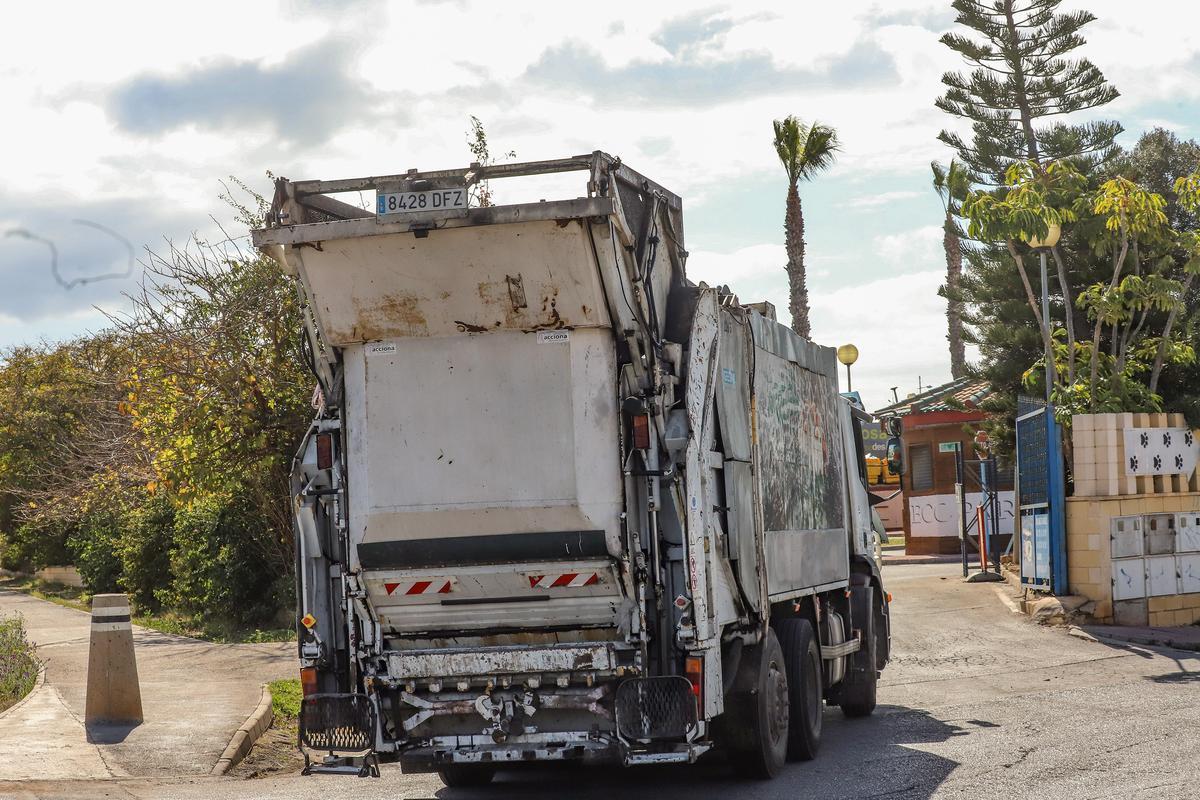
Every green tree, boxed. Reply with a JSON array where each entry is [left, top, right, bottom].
[[935, 0, 1125, 448], [772, 116, 839, 338], [963, 160, 1200, 417], [932, 159, 972, 377], [0, 185, 311, 630], [0, 335, 128, 569], [937, 0, 1121, 183], [1119, 128, 1200, 231]]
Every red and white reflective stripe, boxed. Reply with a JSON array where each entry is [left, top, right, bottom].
[[384, 579, 453, 596], [527, 572, 599, 589]]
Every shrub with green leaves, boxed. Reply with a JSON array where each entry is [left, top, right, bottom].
[[0, 615, 38, 712]]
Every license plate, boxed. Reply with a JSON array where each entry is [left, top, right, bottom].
[[377, 187, 468, 215]]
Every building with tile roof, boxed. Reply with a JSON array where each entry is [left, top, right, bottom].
[[874, 377, 1013, 556]]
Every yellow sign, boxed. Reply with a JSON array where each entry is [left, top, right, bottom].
[[301, 613, 317, 629]]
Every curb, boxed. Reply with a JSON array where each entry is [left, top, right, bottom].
[[1068, 624, 1200, 653], [881, 554, 962, 565], [210, 683, 274, 776], [0, 664, 45, 724]]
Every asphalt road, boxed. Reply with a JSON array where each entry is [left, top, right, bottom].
[[4, 561, 1199, 800]]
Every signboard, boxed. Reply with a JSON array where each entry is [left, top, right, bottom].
[[909, 490, 1015, 538], [938, 441, 960, 453], [1020, 510, 1052, 587], [859, 421, 888, 458]]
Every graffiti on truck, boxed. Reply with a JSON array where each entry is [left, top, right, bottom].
[[755, 349, 845, 533]]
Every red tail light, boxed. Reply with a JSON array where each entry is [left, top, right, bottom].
[[300, 667, 319, 697], [685, 656, 703, 713], [632, 414, 650, 450], [315, 433, 333, 470]]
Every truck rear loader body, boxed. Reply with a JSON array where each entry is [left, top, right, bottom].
[[252, 152, 890, 783]]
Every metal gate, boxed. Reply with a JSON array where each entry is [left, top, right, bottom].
[[954, 452, 1004, 577], [1016, 396, 1067, 592]]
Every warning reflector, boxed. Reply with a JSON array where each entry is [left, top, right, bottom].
[[301, 613, 317, 629], [527, 572, 599, 589], [384, 579, 454, 596]]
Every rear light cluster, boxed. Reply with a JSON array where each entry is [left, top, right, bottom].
[[684, 656, 703, 713], [631, 414, 651, 450], [300, 666, 319, 697], [315, 433, 334, 470]]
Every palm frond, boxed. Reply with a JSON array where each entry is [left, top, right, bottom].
[[772, 115, 808, 185], [796, 121, 840, 182]]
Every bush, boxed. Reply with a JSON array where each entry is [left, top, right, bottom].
[[165, 493, 285, 628], [68, 513, 122, 593], [118, 496, 175, 611], [0, 522, 70, 573], [0, 615, 39, 712]]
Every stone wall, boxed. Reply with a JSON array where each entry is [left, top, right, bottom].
[[34, 565, 84, 588]]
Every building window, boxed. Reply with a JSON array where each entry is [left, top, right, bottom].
[[910, 444, 933, 491]]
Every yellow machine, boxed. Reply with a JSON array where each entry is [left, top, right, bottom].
[[865, 455, 900, 486]]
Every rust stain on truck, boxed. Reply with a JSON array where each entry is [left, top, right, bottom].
[[347, 292, 429, 340]]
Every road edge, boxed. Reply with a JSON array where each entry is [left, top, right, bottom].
[[1067, 624, 1200, 653], [210, 683, 274, 776], [0, 664, 46, 724]]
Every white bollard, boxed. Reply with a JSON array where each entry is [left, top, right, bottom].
[[85, 593, 143, 725]]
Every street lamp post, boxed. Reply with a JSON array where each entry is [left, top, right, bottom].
[[837, 344, 859, 392], [1029, 222, 1061, 403]]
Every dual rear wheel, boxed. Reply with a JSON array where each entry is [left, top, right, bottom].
[[730, 591, 881, 779], [729, 618, 823, 779]]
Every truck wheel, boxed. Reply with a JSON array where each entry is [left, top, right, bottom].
[[775, 617, 823, 760], [437, 764, 496, 787], [729, 629, 789, 779], [840, 586, 878, 718]]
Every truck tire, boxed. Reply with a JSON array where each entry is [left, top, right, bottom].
[[840, 585, 878, 718], [729, 629, 789, 779], [774, 617, 823, 761], [437, 764, 496, 787]]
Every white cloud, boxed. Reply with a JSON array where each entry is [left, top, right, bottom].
[[843, 190, 923, 209], [687, 247, 966, 410], [0, 0, 1196, 354], [687, 243, 785, 286], [810, 269, 971, 411], [874, 225, 943, 265], [1137, 118, 1189, 135]]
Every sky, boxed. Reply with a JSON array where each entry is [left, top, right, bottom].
[[3, 0, 1200, 410]]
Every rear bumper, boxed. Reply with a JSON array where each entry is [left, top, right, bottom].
[[401, 732, 614, 769], [385, 641, 635, 681], [398, 732, 709, 769]]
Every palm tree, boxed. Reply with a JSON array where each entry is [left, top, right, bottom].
[[932, 159, 971, 379], [773, 117, 840, 338]]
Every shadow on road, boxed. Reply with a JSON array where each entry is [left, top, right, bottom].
[[430, 705, 964, 800], [1146, 669, 1200, 684]]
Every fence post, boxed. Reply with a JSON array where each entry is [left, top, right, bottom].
[[1047, 408, 1069, 595]]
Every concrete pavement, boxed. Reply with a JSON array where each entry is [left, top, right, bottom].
[[4, 562, 1200, 798], [0, 589, 294, 781]]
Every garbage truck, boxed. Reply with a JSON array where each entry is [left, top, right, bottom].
[[252, 152, 890, 784]]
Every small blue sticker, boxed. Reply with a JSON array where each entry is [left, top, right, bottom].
[[721, 367, 735, 385]]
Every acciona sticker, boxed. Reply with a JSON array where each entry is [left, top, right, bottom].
[[536, 330, 570, 344], [367, 342, 398, 356]]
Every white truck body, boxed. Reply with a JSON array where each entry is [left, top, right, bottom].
[[253, 153, 889, 778]]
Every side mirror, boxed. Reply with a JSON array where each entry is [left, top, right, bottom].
[[886, 437, 904, 476]]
